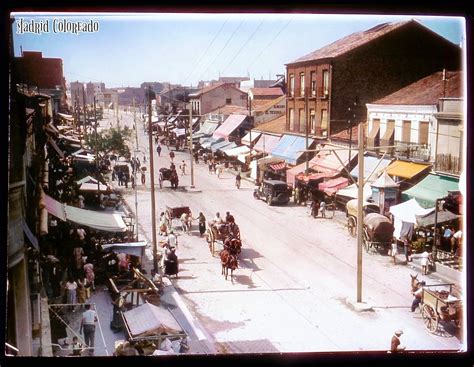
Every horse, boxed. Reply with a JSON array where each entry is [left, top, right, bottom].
[[207, 222, 241, 256], [224, 236, 242, 255], [220, 249, 238, 281], [410, 273, 421, 292]]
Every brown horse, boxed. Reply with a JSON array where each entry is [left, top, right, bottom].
[[207, 222, 240, 255], [220, 249, 238, 280], [224, 236, 242, 255], [410, 273, 421, 292]]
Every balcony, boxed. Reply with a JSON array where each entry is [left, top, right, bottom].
[[394, 141, 431, 162], [317, 87, 329, 99]]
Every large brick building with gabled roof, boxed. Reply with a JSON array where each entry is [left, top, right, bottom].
[[285, 19, 462, 140]]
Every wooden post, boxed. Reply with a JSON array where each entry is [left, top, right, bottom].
[[356, 122, 364, 303]]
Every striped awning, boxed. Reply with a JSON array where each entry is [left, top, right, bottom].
[[269, 162, 286, 171]]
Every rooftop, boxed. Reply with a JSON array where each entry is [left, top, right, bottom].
[[254, 115, 286, 134]]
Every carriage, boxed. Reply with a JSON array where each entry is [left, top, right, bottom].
[[165, 206, 191, 231], [159, 168, 179, 189], [345, 199, 380, 237], [362, 213, 394, 254], [206, 222, 241, 257], [420, 283, 462, 333]]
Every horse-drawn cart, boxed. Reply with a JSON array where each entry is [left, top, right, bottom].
[[345, 199, 380, 237], [362, 213, 394, 254], [159, 168, 179, 189], [166, 206, 191, 231], [421, 283, 462, 333]]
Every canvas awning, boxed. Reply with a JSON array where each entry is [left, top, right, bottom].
[[401, 173, 460, 208], [43, 194, 127, 232], [76, 176, 99, 185], [57, 112, 74, 121], [212, 114, 247, 139], [101, 242, 147, 257], [371, 171, 400, 188], [224, 145, 251, 157], [336, 182, 373, 201], [122, 302, 184, 338], [79, 182, 109, 192], [350, 154, 392, 182], [211, 140, 235, 153], [380, 120, 395, 148], [193, 121, 220, 139], [172, 128, 186, 137], [367, 120, 380, 149], [269, 162, 287, 171], [318, 177, 350, 195], [385, 160, 431, 180], [241, 131, 261, 146], [389, 199, 434, 224], [201, 137, 223, 149], [271, 134, 313, 165], [253, 133, 281, 154], [287, 144, 356, 186], [415, 210, 460, 228]]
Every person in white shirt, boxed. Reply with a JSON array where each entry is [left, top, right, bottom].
[[80, 304, 97, 356]]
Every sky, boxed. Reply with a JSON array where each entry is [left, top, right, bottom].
[[11, 13, 466, 89]]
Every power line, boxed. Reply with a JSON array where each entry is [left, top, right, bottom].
[[196, 20, 244, 82], [246, 19, 293, 72], [184, 18, 230, 83], [221, 21, 264, 75]]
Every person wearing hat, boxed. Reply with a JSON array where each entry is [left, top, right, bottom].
[[390, 330, 406, 352], [411, 280, 426, 312]]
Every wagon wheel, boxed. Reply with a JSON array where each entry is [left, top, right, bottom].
[[347, 216, 357, 237], [422, 304, 439, 333]]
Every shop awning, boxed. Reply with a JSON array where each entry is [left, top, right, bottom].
[[224, 145, 251, 157], [101, 242, 147, 257], [401, 173, 460, 208], [336, 182, 373, 201], [371, 171, 399, 188], [193, 120, 220, 139], [122, 302, 184, 338], [79, 182, 110, 192], [172, 128, 186, 137], [201, 137, 223, 149], [212, 114, 247, 139], [271, 134, 313, 165], [350, 154, 392, 182], [76, 175, 99, 185], [415, 210, 460, 228], [241, 131, 261, 146], [367, 120, 380, 148], [211, 140, 235, 153], [43, 194, 127, 232], [57, 113, 74, 121], [318, 177, 350, 195], [253, 133, 281, 154], [269, 162, 287, 171], [287, 144, 356, 186], [380, 120, 395, 147], [389, 199, 434, 224], [385, 160, 431, 180]]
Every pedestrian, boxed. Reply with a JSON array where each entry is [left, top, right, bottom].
[[117, 170, 124, 186], [310, 200, 319, 218], [411, 281, 426, 312], [169, 151, 175, 163], [71, 336, 85, 356], [235, 173, 241, 189], [159, 212, 168, 236], [143, 154, 147, 163], [390, 240, 398, 265], [420, 251, 431, 275], [198, 212, 206, 237], [320, 200, 326, 218], [390, 330, 406, 353], [156, 144, 162, 157], [76, 278, 87, 304], [167, 230, 178, 250], [131, 174, 135, 189], [65, 276, 78, 311], [180, 160, 187, 175], [451, 229, 462, 254], [80, 304, 98, 356], [141, 170, 146, 185], [208, 161, 213, 174], [83, 262, 95, 292]]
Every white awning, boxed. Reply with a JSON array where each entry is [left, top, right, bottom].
[[43, 194, 127, 232], [57, 112, 74, 121], [79, 182, 109, 192], [241, 131, 261, 146], [224, 145, 251, 157], [101, 242, 147, 257]]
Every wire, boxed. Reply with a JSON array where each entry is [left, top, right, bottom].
[[221, 21, 264, 75], [184, 18, 230, 83]]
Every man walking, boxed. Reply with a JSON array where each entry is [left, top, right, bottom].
[[156, 144, 162, 157], [80, 304, 98, 356]]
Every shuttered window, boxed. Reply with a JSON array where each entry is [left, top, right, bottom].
[[419, 121, 429, 145], [402, 120, 411, 142]]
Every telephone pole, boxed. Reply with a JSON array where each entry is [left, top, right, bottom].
[[146, 87, 158, 272], [82, 86, 87, 140], [133, 97, 139, 241], [356, 122, 364, 303], [189, 104, 195, 188]]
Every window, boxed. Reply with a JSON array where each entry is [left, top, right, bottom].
[[289, 108, 294, 130], [299, 109, 305, 132], [402, 120, 411, 142], [310, 71, 316, 96], [310, 109, 315, 132], [300, 73, 305, 97], [226, 98, 231, 105], [419, 121, 429, 145], [321, 109, 328, 131], [322, 70, 329, 96], [289, 74, 295, 96]]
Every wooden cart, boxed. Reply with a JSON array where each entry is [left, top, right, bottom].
[[420, 283, 462, 333]]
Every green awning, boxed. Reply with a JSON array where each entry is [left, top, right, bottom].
[[401, 173, 459, 208]]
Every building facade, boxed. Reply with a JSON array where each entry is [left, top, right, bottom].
[[285, 20, 461, 140], [189, 82, 248, 116]]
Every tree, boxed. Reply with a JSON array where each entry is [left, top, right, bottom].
[[86, 126, 132, 161]]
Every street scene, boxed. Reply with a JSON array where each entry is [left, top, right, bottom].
[[6, 11, 467, 360]]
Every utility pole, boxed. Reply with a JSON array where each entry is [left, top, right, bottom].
[[356, 122, 364, 303], [94, 96, 100, 202], [189, 103, 195, 188], [146, 87, 158, 272], [248, 97, 252, 149], [305, 86, 309, 174], [82, 86, 87, 140], [133, 97, 139, 241]]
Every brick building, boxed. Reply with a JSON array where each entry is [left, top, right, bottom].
[[285, 19, 461, 140], [12, 51, 68, 112], [189, 82, 248, 116]]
